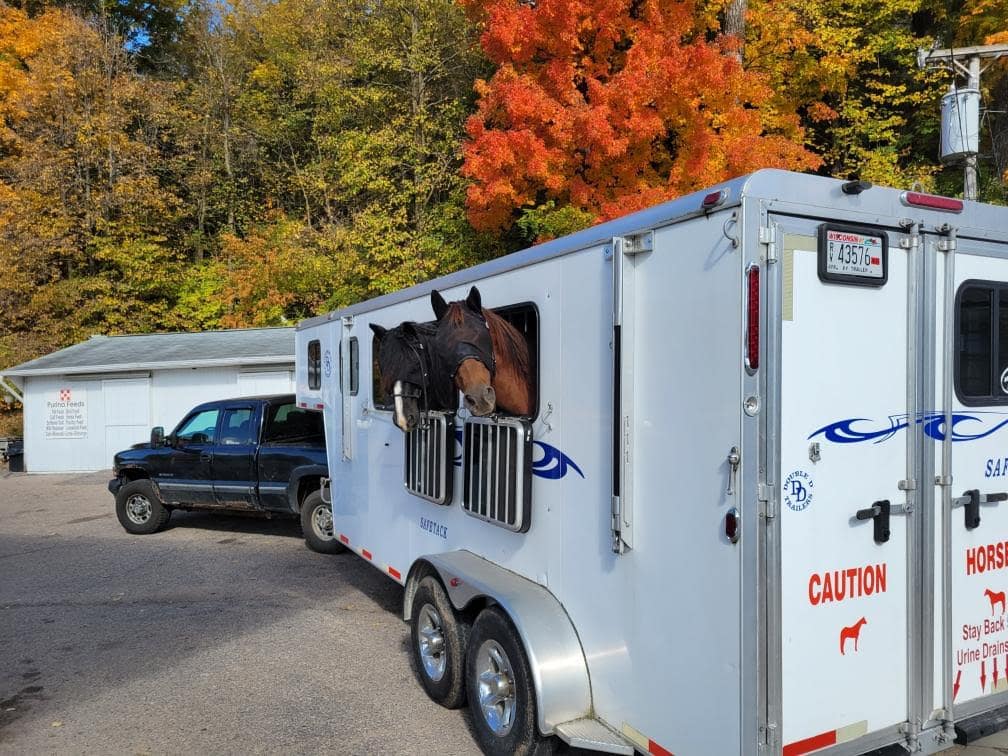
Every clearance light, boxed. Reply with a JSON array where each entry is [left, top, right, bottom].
[[900, 191, 964, 213], [746, 264, 760, 372], [702, 189, 727, 210]]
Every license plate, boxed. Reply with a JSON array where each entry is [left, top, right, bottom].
[[818, 224, 888, 287]]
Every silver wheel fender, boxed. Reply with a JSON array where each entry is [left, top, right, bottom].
[[404, 550, 591, 735]]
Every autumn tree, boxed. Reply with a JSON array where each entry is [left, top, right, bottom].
[[0, 6, 184, 364], [460, 0, 821, 236]]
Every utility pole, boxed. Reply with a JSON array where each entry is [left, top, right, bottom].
[[918, 43, 1008, 201]]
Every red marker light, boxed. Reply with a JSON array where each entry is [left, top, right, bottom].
[[746, 264, 760, 372], [725, 507, 740, 544], [900, 191, 964, 213], [702, 189, 727, 210]]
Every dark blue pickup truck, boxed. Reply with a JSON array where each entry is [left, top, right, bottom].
[[108, 394, 342, 554]]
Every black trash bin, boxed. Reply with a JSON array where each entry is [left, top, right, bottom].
[[6, 439, 23, 472]]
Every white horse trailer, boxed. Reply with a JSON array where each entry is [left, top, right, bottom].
[[296, 169, 1008, 755]]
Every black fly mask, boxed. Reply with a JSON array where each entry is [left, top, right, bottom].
[[430, 287, 496, 381], [370, 321, 456, 429]]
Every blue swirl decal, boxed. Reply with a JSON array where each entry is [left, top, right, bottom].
[[531, 440, 585, 479], [809, 411, 1008, 444], [452, 429, 584, 479]]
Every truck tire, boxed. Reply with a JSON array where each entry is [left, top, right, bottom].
[[300, 489, 345, 554], [115, 479, 171, 535], [410, 576, 469, 709], [466, 607, 553, 756]]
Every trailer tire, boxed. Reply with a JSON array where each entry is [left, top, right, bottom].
[[115, 479, 171, 535], [466, 607, 553, 756], [410, 577, 469, 709], [300, 489, 345, 554]]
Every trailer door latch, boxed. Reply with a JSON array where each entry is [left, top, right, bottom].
[[855, 500, 892, 544], [951, 489, 1008, 530]]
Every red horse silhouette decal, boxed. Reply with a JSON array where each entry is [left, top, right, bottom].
[[840, 617, 867, 655], [985, 588, 1006, 615]]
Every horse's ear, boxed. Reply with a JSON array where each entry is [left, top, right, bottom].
[[466, 286, 482, 313], [369, 323, 387, 339], [431, 290, 448, 320]]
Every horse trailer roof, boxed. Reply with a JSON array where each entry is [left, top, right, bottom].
[[296, 168, 1008, 331], [1, 328, 295, 377]]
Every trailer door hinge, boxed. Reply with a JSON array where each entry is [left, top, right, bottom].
[[763, 721, 778, 750], [759, 485, 776, 519], [759, 226, 778, 263]]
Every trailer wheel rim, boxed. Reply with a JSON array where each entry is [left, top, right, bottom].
[[311, 503, 334, 541], [125, 493, 152, 525], [475, 639, 516, 737], [417, 603, 447, 682]]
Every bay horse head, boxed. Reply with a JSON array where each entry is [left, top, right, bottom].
[[369, 320, 452, 432], [430, 286, 533, 417]]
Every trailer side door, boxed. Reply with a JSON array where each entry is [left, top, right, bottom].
[[930, 232, 1008, 726], [772, 216, 917, 754]]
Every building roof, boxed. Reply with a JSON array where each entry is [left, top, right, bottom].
[[0, 328, 295, 378]]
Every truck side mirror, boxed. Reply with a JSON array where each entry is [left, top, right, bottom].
[[151, 426, 165, 447]]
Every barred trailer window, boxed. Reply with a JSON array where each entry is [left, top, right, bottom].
[[956, 280, 1008, 405], [307, 340, 321, 390]]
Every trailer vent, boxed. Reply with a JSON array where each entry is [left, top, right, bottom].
[[462, 417, 533, 533], [404, 411, 455, 505]]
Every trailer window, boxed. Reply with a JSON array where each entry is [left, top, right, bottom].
[[307, 340, 321, 390], [339, 337, 359, 396], [373, 333, 391, 410], [491, 302, 540, 419], [955, 281, 1008, 405]]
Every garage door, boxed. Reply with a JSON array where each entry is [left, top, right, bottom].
[[103, 377, 151, 466], [237, 370, 294, 396]]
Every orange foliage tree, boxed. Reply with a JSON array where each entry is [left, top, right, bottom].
[[460, 0, 822, 233]]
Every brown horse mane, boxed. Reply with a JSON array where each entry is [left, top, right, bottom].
[[483, 308, 530, 381]]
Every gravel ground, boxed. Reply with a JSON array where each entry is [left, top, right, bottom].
[[0, 470, 480, 755]]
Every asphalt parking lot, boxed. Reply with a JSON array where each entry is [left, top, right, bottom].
[[0, 470, 479, 754], [4, 470, 1008, 756]]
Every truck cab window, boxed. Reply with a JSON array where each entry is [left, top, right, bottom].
[[308, 340, 322, 390], [219, 408, 255, 446], [175, 409, 219, 445], [956, 281, 1008, 405], [263, 401, 324, 444]]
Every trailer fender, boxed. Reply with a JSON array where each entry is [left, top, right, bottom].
[[405, 550, 591, 736]]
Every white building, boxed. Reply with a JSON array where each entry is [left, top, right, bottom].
[[0, 328, 295, 473]]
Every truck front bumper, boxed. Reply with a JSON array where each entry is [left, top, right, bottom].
[[107, 478, 122, 496]]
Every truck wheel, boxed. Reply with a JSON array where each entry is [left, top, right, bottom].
[[115, 479, 171, 535], [466, 607, 553, 756], [300, 490, 345, 554], [410, 576, 469, 709]]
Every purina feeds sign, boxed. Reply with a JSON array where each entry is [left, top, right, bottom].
[[45, 387, 87, 439]]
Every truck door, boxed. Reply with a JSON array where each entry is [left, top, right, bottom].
[[773, 217, 918, 754], [930, 230, 1008, 725], [211, 404, 258, 509]]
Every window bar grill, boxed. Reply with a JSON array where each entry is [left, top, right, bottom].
[[462, 416, 533, 532], [403, 411, 453, 505]]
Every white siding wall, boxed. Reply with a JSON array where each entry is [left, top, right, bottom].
[[23, 364, 293, 472]]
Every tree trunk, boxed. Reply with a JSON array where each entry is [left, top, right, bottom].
[[723, 0, 747, 63]]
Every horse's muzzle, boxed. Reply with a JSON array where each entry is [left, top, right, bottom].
[[464, 385, 496, 416]]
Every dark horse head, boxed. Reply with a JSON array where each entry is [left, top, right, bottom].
[[430, 286, 532, 417], [369, 320, 453, 432]]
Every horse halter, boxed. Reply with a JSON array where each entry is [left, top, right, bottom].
[[399, 336, 433, 424]]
